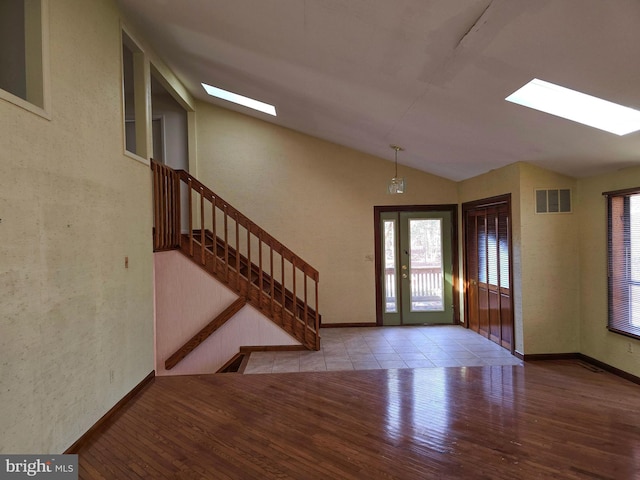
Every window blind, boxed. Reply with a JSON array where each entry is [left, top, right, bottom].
[[605, 187, 640, 339]]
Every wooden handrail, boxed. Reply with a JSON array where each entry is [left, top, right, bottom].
[[176, 170, 319, 281], [198, 229, 319, 321], [151, 160, 321, 355], [165, 297, 247, 370]]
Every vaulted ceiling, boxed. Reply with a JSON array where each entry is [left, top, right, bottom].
[[116, 0, 640, 181]]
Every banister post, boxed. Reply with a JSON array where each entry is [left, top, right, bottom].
[[174, 170, 181, 248]]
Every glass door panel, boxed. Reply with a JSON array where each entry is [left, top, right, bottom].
[[401, 211, 452, 324], [409, 218, 444, 312], [384, 219, 398, 313]]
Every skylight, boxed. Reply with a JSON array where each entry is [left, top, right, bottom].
[[201, 83, 277, 116], [505, 78, 640, 136]]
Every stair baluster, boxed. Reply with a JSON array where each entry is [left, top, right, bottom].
[[151, 160, 320, 356]]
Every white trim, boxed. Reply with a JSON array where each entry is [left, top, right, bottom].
[[121, 26, 150, 161], [0, 0, 51, 119], [188, 110, 197, 175], [124, 149, 150, 166], [150, 63, 193, 113], [39, 0, 50, 115], [0, 87, 50, 119]]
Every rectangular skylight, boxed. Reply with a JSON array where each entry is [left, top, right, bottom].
[[201, 83, 276, 116], [505, 78, 640, 136]]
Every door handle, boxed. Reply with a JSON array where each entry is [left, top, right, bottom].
[[402, 273, 408, 279]]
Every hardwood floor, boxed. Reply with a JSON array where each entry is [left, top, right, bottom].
[[77, 361, 640, 479]]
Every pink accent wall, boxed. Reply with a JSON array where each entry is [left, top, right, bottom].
[[154, 251, 300, 376]]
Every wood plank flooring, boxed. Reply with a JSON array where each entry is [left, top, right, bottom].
[[77, 361, 640, 479]]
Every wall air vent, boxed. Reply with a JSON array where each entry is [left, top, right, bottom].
[[535, 189, 571, 214]]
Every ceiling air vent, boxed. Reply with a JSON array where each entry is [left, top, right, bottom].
[[535, 189, 571, 214]]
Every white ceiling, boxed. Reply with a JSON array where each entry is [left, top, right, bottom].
[[116, 0, 640, 181]]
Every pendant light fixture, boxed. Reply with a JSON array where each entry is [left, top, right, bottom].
[[388, 144, 406, 194]]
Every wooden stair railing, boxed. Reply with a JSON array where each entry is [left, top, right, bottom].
[[152, 161, 181, 251], [151, 160, 321, 357], [192, 229, 319, 328]]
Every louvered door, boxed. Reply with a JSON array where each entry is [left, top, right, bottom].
[[464, 196, 513, 351]]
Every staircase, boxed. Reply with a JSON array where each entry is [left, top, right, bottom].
[[151, 161, 321, 369]]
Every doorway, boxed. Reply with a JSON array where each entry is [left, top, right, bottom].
[[462, 195, 514, 352], [150, 68, 190, 233], [150, 71, 188, 170], [375, 205, 458, 326]]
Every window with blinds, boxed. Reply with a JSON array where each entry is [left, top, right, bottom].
[[605, 187, 640, 339]]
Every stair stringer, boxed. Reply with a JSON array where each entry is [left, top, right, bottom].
[[154, 250, 301, 376]]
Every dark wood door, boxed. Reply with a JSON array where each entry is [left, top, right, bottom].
[[464, 196, 513, 351]]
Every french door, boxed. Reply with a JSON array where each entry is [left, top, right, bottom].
[[375, 206, 458, 326], [463, 195, 514, 351]]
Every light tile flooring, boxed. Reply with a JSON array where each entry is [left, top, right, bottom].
[[243, 325, 522, 374]]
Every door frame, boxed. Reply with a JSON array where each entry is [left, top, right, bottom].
[[374, 204, 459, 326], [461, 194, 515, 353]]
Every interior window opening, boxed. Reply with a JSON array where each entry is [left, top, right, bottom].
[[122, 31, 147, 159], [0, 0, 46, 110]]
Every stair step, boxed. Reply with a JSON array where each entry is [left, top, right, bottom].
[[216, 352, 247, 373]]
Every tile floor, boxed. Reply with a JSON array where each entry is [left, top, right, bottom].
[[243, 325, 522, 374]]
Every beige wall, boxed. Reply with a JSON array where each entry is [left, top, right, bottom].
[[194, 102, 459, 325], [518, 163, 579, 354], [577, 166, 640, 377], [193, 104, 589, 358], [458, 162, 580, 355], [192, 99, 636, 371], [2, 0, 638, 457], [458, 163, 524, 351], [0, 0, 191, 453]]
